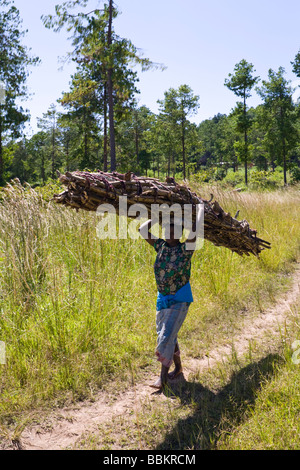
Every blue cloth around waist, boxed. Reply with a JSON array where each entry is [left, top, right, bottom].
[[156, 282, 193, 310]]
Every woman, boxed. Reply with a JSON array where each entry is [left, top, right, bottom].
[[139, 215, 198, 390]]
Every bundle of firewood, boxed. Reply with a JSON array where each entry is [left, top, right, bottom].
[[52, 170, 271, 257]]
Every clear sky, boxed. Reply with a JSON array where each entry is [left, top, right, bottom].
[[10, 0, 300, 135]]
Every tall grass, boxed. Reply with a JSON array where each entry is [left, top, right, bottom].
[[0, 180, 299, 422]]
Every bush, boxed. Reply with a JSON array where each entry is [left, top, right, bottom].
[[222, 168, 244, 187], [290, 165, 300, 183], [192, 166, 228, 184], [33, 179, 63, 202], [248, 169, 279, 190]]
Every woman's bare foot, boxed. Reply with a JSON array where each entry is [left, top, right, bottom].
[[150, 365, 169, 389], [168, 367, 182, 380], [149, 377, 162, 389]]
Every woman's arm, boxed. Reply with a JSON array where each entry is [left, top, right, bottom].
[[138, 219, 158, 247]]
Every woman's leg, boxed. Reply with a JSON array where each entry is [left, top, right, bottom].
[[160, 364, 169, 386], [168, 342, 182, 379], [151, 345, 181, 388], [150, 364, 169, 389], [151, 303, 189, 389]]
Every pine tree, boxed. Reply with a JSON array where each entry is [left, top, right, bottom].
[[43, 1, 163, 172], [0, 0, 39, 184], [224, 59, 260, 185], [158, 85, 200, 179], [256, 67, 298, 185]]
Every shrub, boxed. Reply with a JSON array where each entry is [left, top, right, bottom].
[[290, 165, 300, 183]]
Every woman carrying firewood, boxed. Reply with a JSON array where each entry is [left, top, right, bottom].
[[139, 210, 201, 390]]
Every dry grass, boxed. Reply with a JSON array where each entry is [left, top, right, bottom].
[[0, 180, 299, 450]]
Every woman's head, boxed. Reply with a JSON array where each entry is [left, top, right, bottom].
[[163, 217, 183, 245]]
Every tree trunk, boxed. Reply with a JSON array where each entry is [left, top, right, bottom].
[[167, 152, 171, 177], [107, 0, 116, 171], [172, 152, 175, 178], [84, 129, 88, 167], [283, 142, 287, 185], [66, 137, 70, 172], [280, 106, 287, 185], [244, 136, 248, 185], [41, 152, 45, 185], [52, 125, 55, 179], [270, 153, 275, 171], [0, 110, 3, 185], [135, 123, 139, 166], [233, 152, 237, 172], [181, 116, 186, 179], [244, 92, 248, 185], [103, 83, 108, 172]]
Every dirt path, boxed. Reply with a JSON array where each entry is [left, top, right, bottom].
[[10, 264, 300, 450]]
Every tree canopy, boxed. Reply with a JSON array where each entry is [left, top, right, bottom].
[[0, 1, 299, 187]]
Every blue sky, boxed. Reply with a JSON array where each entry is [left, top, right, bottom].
[[10, 0, 300, 135]]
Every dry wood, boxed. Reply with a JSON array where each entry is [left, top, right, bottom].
[[52, 170, 271, 257]]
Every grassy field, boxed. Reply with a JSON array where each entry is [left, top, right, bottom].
[[0, 179, 299, 449]]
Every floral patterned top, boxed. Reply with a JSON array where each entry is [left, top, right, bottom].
[[153, 238, 194, 296]]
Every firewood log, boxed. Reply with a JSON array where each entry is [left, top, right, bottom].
[[52, 170, 271, 257]]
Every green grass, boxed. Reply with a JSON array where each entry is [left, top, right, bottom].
[[217, 338, 300, 450], [0, 179, 299, 449]]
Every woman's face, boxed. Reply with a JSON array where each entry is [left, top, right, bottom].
[[165, 224, 181, 245]]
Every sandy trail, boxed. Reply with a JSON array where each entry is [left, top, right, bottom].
[[7, 264, 300, 450]]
